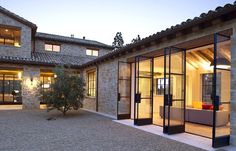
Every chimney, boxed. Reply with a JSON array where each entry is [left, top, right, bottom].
[[83, 36, 85, 40], [71, 34, 74, 38]]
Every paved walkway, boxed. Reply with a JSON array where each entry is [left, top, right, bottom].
[[0, 109, 205, 151]]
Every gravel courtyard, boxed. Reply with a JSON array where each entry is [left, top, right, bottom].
[[0, 109, 205, 151]]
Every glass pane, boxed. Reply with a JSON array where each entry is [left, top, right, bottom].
[[86, 49, 92, 55], [119, 80, 130, 97], [138, 77, 150, 98], [53, 45, 60, 52], [138, 99, 152, 118], [93, 50, 98, 56], [139, 59, 151, 77], [118, 98, 130, 114], [171, 52, 183, 74], [45, 44, 52, 51], [4, 75, 14, 102], [119, 63, 131, 79]]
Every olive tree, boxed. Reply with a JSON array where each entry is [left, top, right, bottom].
[[40, 67, 85, 115]]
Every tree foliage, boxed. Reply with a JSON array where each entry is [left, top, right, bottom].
[[131, 35, 141, 43], [112, 32, 124, 48], [40, 67, 85, 115]]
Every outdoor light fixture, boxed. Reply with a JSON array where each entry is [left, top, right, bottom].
[[30, 76, 33, 85], [210, 58, 231, 69], [54, 74, 57, 78]]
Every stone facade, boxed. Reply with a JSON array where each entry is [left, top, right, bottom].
[[97, 59, 118, 117], [0, 12, 32, 58], [81, 67, 97, 111], [230, 28, 236, 146], [35, 39, 111, 64], [22, 66, 40, 109]]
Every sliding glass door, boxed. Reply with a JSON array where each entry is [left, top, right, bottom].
[[117, 61, 131, 119], [163, 47, 186, 134], [134, 56, 153, 125]]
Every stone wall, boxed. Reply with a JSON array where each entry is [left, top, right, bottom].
[[81, 67, 97, 111], [0, 12, 32, 58], [22, 66, 40, 109], [97, 59, 118, 117], [230, 30, 236, 146], [35, 39, 112, 64]]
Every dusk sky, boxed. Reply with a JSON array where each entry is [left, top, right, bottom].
[[1, 0, 235, 45]]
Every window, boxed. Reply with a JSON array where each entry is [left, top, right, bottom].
[[202, 73, 221, 104], [0, 26, 21, 47], [87, 71, 96, 97], [156, 78, 173, 95], [86, 49, 99, 56], [45, 43, 60, 52], [40, 74, 54, 103]]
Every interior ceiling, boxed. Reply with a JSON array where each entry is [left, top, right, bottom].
[[137, 41, 230, 72], [186, 41, 230, 69]]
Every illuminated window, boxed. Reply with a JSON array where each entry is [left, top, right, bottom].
[[45, 43, 60, 52], [86, 49, 99, 56], [87, 71, 96, 97], [0, 26, 21, 47], [40, 74, 54, 103]]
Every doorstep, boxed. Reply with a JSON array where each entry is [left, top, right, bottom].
[[113, 119, 236, 151]]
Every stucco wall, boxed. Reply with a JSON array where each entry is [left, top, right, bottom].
[[0, 12, 32, 58]]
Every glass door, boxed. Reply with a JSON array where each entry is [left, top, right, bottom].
[[163, 47, 186, 134], [117, 61, 131, 119], [134, 56, 153, 125], [212, 33, 231, 148]]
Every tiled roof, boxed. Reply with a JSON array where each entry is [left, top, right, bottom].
[[0, 6, 37, 30], [35, 32, 114, 49], [81, 1, 236, 68], [32, 52, 84, 66], [0, 52, 84, 68]]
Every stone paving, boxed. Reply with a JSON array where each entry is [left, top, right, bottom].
[[0, 109, 205, 151]]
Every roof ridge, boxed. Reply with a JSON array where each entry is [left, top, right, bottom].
[[35, 32, 113, 49]]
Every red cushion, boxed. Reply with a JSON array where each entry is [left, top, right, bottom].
[[202, 104, 212, 110]]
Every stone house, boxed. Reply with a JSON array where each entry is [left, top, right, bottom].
[[1, 1, 236, 148]]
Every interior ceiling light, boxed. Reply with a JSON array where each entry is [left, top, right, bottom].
[[210, 58, 231, 69]]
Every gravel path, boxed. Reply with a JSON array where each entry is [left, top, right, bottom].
[[0, 109, 206, 151]]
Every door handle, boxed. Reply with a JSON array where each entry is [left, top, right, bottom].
[[118, 93, 121, 102], [169, 94, 173, 106], [135, 93, 141, 103]]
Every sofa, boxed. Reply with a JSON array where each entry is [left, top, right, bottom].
[[159, 106, 229, 127]]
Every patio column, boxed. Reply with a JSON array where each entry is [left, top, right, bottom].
[[22, 66, 40, 109], [230, 28, 236, 146]]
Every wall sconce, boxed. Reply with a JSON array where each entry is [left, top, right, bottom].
[[54, 74, 57, 78], [30, 76, 33, 85]]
